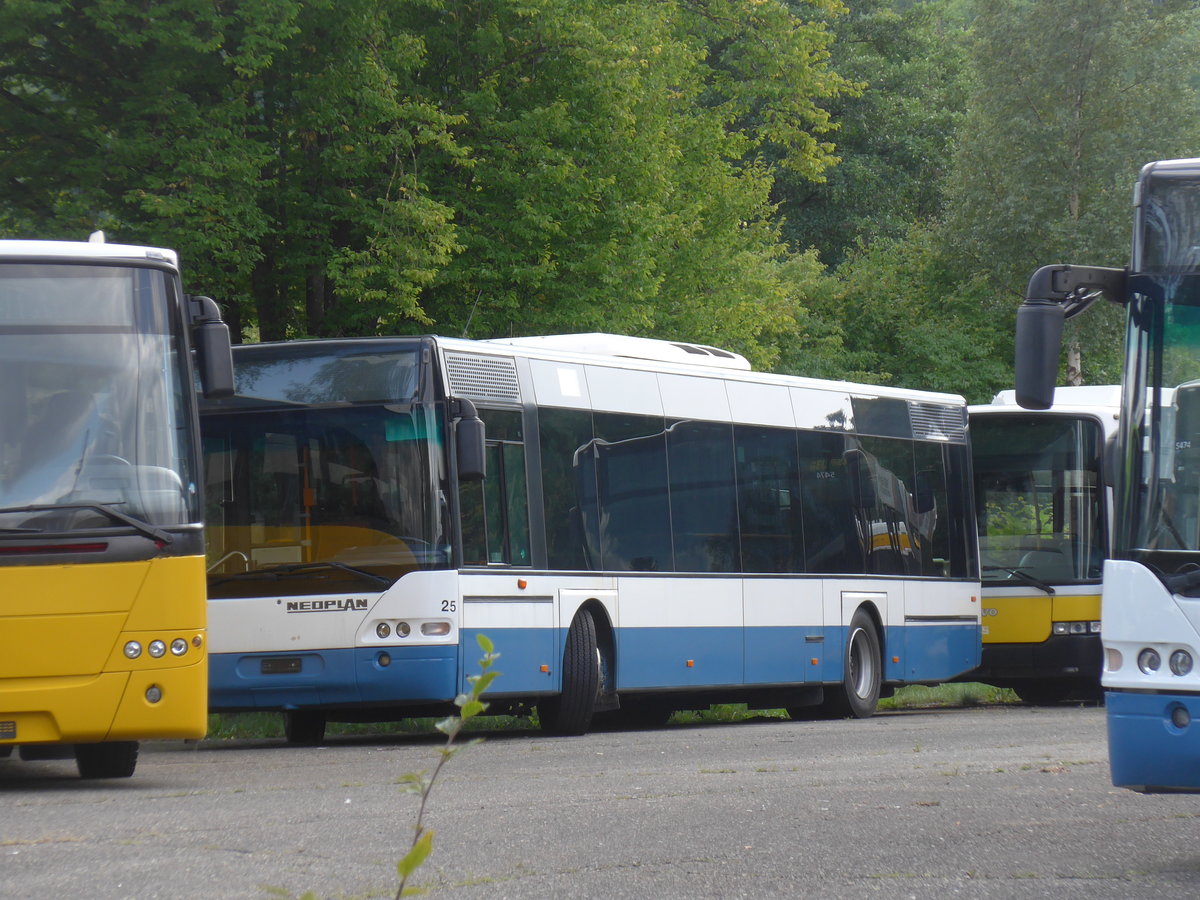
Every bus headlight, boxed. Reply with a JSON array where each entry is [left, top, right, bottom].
[[376, 622, 391, 639], [170, 638, 188, 656], [395, 621, 411, 638], [1138, 648, 1162, 674], [145, 684, 162, 704], [1170, 650, 1194, 676], [1053, 621, 1091, 635], [124, 641, 142, 659], [148, 640, 166, 658]]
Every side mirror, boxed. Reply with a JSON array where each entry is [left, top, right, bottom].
[[1014, 300, 1063, 411], [187, 296, 235, 399], [452, 398, 486, 482], [1014, 264, 1127, 411]]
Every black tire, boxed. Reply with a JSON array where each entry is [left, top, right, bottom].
[[75, 741, 138, 779], [284, 710, 327, 745], [823, 608, 882, 718], [539, 608, 600, 735]]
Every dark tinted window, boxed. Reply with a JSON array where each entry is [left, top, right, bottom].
[[668, 420, 739, 572], [796, 432, 862, 574], [538, 407, 596, 569], [857, 436, 918, 576], [593, 412, 671, 571], [734, 425, 801, 573]]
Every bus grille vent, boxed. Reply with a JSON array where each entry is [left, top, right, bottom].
[[445, 353, 522, 403], [909, 402, 966, 442]]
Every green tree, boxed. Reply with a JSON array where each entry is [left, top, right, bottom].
[[1, 0, 853, 361], [794, 224, 1008, 400], [0, 0, 466, 340], [939, 0, 1200, 384], [399, 0, 853, 367], [777, 0, 970, 267]]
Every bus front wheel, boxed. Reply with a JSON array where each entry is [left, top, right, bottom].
[[75, 741, 138, 779], [539, 608, 600, 735], [284, 710, 327, 745], [824, 608, 882, 718]]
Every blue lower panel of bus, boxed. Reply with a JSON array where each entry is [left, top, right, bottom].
[[891, 623, 981, 684], [1107, 690, 1200, 792], [208, 646, 458, 710], [618, 622, 978, 688], [460, 627, 558, 695]]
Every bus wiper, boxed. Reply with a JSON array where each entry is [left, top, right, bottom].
[[209, 560, 393, 589], [982, 565, 1056, 595], [0, 503, 173, 545]]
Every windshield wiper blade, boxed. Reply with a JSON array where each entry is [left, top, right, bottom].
[[982, 564, 1056, 595], [0, 503, 172, 544], [210, 560, 392, 589]]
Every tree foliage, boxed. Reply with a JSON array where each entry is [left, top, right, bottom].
[[0, 0, 852, 364], [935, 0, 1200, 386], [4, 1, 1200, 398], [777, 0, 969, 267]]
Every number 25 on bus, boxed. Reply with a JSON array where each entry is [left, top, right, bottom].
[[1016, 159, 1200, 793], [0, 237, 233, 779]]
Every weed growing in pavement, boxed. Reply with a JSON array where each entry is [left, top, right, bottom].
[[392, 633, 500, 898]]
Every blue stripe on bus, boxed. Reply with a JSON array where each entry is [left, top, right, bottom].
[[1107, 690, 1200, 791], [210, 621, 980, 709], [461, 627, 559, 694], [889, 623, 981, 683], [208, 645, 459, 710]]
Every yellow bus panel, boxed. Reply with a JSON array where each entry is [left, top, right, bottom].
[[982, 592, 1101, 644], [0, 555, 208, 744]]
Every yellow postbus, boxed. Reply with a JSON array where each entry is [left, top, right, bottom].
[[968, 386, 1118, 703], [0, 235, 232, 778]]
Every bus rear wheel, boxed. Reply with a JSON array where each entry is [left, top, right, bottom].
[[823, 608, 882, 718], [539, 608, 600, 735], [75, 741, 138, 779], [284, 710, 327, 745]]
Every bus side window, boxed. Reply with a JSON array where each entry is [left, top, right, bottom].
[[459, 409, 530, 566]]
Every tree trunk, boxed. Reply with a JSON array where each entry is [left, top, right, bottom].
[[1066, 339, 1082, 387]]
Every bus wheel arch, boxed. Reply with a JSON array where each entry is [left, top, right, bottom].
[[539, 604, 604, 735], [825, 605, 883, 719]]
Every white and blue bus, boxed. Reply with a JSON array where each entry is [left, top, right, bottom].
[[1016, 158, 1200, 792], [200, 333, 980, 741]]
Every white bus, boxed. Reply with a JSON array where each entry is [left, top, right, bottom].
[[968, 386, 1118, 702], [1015, 158, 1200, 791], [200, 333, 981, 741]]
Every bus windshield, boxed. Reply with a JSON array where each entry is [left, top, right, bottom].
[[973, 414, 1105, 585], [0, 263, 197, 533], [201, 343, 447, 597], [1120, 172, 1200, 575]]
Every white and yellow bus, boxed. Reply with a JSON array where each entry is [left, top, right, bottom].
[[968, 386, 1118, 703], [0, 236, 232, 778]]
